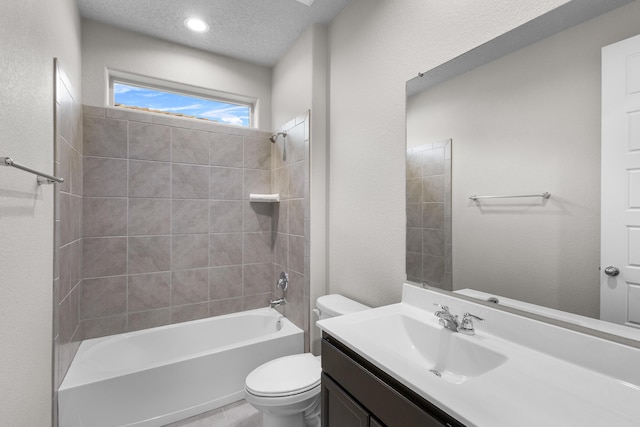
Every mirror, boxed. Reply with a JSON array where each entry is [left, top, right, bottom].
[[406, 0, 640, 344]]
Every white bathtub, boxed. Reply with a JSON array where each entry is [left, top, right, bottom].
[[58, 308, 303, 427]]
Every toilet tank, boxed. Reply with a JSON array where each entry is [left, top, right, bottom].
[[315, 294, 370, 320]]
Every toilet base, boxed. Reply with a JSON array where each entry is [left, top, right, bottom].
[[245, 380, 321, 427], [304, 396, 321, 427], [262, 412, 304, 427]]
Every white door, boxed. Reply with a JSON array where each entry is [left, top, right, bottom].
[[601, 34, 640, 328]]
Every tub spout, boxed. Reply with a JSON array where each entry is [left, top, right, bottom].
[[270, 297, 286, 308]]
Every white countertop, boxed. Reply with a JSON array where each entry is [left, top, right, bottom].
[[317, 284, 640, 427]]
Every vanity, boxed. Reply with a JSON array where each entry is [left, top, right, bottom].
[[322, 333, 464, 426], [317, 284, 640, 427]]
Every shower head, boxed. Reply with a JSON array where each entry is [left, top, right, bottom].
[[269, 131, 287, 143]]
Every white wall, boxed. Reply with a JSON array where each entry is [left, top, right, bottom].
[[272, 24, 329, 354], [327, 0, 572, 307], [0, 0, 81, 425], [81, 20, 273, 131], [272, 26, 313, 129], [308, 26, 329, 350], [406, 1, 640, 317]]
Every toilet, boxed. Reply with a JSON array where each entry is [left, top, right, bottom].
[[244, 294, 370, 427]]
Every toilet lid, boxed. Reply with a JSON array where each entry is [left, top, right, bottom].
[[316, 294, 370, 317], [245, 353, 321, 397]]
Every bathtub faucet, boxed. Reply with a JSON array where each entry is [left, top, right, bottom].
[[270, 297, 286, 308]]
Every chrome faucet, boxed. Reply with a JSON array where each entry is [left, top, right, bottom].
[[270, 272, 289, 308], [433, 304, 484, 334], [277, 271, 289, 291], [433, 304, 459, 331], [459, 313, 484, 335], [270, 297, 286, 308]]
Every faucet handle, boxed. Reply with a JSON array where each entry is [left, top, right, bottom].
[[459, 313, 484, 335], [463, 312, 483, 321], [433, 303, 449, 312], [277, 271, 288, 291]]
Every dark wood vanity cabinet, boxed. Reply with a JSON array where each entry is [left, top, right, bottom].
[[322, 373, 372, 427], [321, 334, 465, 427]]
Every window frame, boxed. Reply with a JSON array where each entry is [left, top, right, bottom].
[[108, 69, 256, 128]]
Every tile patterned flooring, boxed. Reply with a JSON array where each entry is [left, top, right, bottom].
[[165, 400, 261, 427]]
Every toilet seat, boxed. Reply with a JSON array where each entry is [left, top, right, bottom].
[[245, 353, 321, 397], [244, 294, 369, 427]]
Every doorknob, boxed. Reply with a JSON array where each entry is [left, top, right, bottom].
[[604, 266, 620, 277]]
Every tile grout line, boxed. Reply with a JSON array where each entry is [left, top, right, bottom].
[[221, 404, 232, 427], [125, 118, 130, 333], [207, 131, 213, 315], [241, 136, 246, 306], [169, 127, 174, 322]]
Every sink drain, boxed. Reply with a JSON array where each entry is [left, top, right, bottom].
[[429, 369, 442, 377]]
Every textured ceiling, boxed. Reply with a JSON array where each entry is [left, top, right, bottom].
[[76, 0, 350, 67]]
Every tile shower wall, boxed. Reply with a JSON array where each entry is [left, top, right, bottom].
[[53, 60, 83, 416], [271, 113, 310, 350], [80, 106, 278, 339], [406, 140, 452, 290], [80, 106, 275, 338]]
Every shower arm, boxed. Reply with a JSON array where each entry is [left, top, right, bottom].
[[269, 131, 287, 143]]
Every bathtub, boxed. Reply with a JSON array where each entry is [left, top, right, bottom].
[[58, 308, 303, 427]]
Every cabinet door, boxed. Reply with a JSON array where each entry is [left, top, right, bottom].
[[370, 417, 385, 427], [322, 373, 370, 427]]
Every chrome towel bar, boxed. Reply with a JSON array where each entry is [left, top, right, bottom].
[[1, 156, 64, 185], [469, 192, 550, 201]]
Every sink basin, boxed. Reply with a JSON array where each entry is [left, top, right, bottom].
[[345, 312, 508, 384]]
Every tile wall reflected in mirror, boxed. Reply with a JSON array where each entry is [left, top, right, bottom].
[[406, 139, 451, 290]]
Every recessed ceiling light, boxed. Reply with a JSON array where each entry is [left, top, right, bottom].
[[184, 17, 210, 33], [295, 0, 316, 5]]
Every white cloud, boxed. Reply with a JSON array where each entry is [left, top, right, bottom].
[[114, 83, 155, 95], [113, 85, 134, 94], [221, 117, 245, 125], [155, 104, 203, 112], [199, 105, 249, 123]]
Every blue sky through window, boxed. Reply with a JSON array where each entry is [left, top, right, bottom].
[[114, 82, 250, 127]]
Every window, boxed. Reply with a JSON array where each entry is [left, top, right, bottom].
[[110, 74, 254, 128]]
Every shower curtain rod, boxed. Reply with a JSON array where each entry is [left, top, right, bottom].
[[1, 156, 64, 184]]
